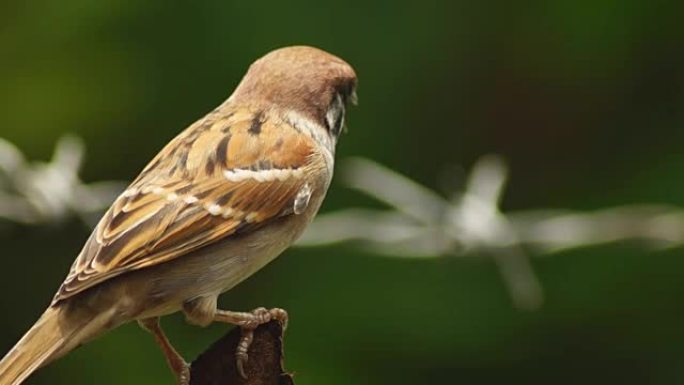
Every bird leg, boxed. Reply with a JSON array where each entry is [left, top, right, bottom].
[[138, 317, 190, 385]]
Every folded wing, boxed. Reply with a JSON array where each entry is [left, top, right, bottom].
[[54, 108, 317, 303]]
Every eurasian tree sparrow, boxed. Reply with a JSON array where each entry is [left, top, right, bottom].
[[0, 45, 357, 385]]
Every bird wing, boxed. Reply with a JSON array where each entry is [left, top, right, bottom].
[[54, 107, 320, 303]]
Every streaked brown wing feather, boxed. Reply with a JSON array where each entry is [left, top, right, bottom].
[[54, 108, 317, 302]]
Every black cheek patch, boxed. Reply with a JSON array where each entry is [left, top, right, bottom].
[[333, 110, 344, 137]]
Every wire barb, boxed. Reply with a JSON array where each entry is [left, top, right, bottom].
[[0, 135, 125, 226], [299, 155, 684, 309]]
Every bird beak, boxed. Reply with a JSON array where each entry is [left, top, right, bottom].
[[349, 89, 358, 106]]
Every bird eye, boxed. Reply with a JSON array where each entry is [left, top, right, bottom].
[[325, 93, 345, 137]]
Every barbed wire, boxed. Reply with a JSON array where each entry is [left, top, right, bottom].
[[2, 136, 682, 309], [0, 136, 124, 226], [297, 156, 684, 310]]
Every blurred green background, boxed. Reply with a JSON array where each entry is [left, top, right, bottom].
[[2, 1, 684, 384]]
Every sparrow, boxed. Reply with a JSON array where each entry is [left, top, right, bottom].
[[0, 45, 357, 385]]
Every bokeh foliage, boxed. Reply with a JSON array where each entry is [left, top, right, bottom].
[[1, 1, 684, 384]]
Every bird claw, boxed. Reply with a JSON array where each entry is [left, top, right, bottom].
[[235, 307, 288, 378]]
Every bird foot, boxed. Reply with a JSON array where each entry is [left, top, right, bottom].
[[235, 307, 288, 378]]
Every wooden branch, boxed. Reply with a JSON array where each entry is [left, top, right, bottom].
[[190, 321, 294, 385]]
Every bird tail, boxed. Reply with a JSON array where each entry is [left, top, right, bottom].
[[0, 304, 115, 385]]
